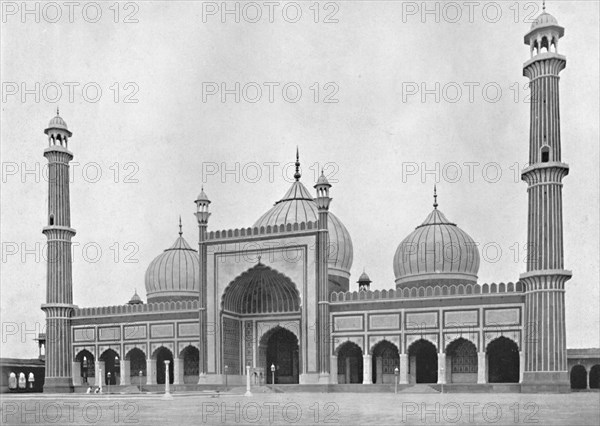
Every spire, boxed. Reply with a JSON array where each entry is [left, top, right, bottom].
[[294, 147, 301, 181], [433, 185, 438, 209], [178, 216, 183, 236]]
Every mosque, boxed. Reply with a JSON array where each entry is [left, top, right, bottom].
[[31, 7, 600, 394]]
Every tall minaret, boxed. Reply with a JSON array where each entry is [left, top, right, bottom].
[[194, 187, 211, 383], [314, 169, 332, 384], [41, 110, 76, 393], [520, 4, 571, 393]]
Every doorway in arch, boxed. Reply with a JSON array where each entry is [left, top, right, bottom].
[[154, 347, 174, 385], [487, 337, 519, 383], [337, 341, 363, 384], [408, 339, 438, 384], [262, 327, 299, 384], [371, 340, 399, 384]]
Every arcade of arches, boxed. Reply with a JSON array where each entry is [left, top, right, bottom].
[[73, 345, 201, 386], [332, 337, 523, 385]]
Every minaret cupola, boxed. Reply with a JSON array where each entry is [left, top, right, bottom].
[[357, 270, 372, 291], [44, 108, 72, 149], [524, 2, 564, 57]]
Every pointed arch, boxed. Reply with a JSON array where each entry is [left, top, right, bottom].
[[180, 345, 199, 379], [259, 326, 299, 384], [153, 346, 174, 384], [407, 339, 438, 384], [445, 338, 477, 383], [570, 365, 587, 389], [486, 336, 519, 383], [221, 263, 301, 314], [370, 339, 400, 384], [336, 341, 363, 384], [126, 347, 147, 379]]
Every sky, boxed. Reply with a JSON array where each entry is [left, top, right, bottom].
[[1, 1, 598, 359]]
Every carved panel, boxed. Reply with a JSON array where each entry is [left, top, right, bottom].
[[369, 314, 400, 330], [405, 333, 438, 351], [405, 311, 438, 329], [244, 321, 253, 367], [333, 336, 364, 354], [150, 323, 174, 339], [444, 310, 478, 328], [333, 315, 363, 332], [150, 342, 174, 356], [124, 343, 147, 358], [178, 322, 199, 337], [73, 327, 95, 342], [484, 308, 521, 326], [223, 317, 241, 375], [124, 324, 146, 340]]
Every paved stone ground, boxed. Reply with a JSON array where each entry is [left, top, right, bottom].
[[1, 391, 599, 425]]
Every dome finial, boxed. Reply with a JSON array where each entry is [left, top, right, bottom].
[[56, 107, 59, 116], [433, 185, 438, 209], [178, 215, 183, 236], [257, 254, 262, 264], [294, 147, 301, 181], [542, 0, 546, 11]]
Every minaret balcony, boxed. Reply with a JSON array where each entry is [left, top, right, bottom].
[[523, 53, 566, 77], [521, 161, 569, 184]]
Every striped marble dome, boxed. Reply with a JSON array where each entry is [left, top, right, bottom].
[[254, 180, 353, 280], [393, 206, 480, 288], [144, 232, 199, 302]]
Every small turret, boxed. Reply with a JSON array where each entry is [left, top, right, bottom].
[[357, 270, 372, 291], [128, 289, 144, 305]]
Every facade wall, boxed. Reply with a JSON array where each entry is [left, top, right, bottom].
[[331, 302, 524, 355]]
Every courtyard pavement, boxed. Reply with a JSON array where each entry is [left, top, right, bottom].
[[1, 390, 599, 425]]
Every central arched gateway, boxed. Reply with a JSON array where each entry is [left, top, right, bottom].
[[260, 327, 299, 384], [221, 263, 302, 380]]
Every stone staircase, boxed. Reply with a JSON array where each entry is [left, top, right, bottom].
[[398, 384, 440, 393]]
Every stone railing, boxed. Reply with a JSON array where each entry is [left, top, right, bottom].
[[73, 299, 199, 317], [330, 281, 524, 302]]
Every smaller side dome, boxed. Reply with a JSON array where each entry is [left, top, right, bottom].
[[144, 223, 199, 302], [393, 190, 480, 288]]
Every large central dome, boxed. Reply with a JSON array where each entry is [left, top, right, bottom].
[[253, 156, 353, 291], [393, 195, 480, 289]]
